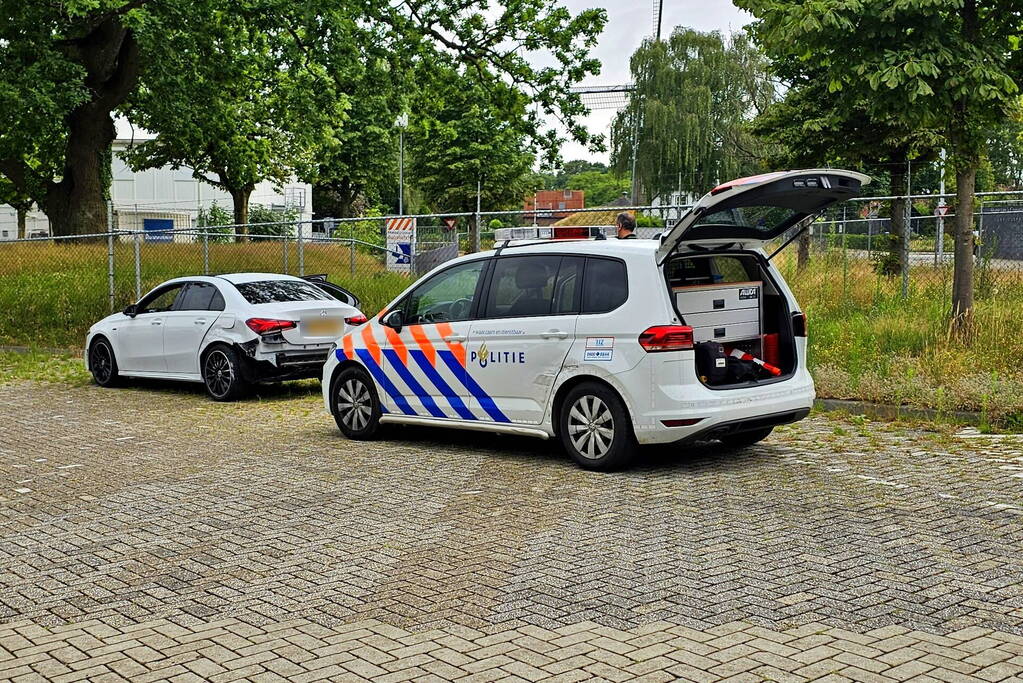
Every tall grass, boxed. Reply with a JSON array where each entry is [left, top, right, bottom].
[[2, 239, 1021, 420], [776, 249, 1023, 422], [0, 239, 411, 348]]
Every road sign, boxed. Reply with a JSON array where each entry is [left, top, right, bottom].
[[386, 217, 416, 273], [935, 205, 951, 216], [442, 217, 457, 231]]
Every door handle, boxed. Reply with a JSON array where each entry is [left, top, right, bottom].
[[151, 319, 163, 326], [442, 334, 467, 343], [194, 319, 207, 325], [540, 330, 568, 339]]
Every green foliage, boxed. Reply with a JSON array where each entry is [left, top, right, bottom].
[[563, 170, 631, 207], [611, 28, 776, 202], [406, 65, 536, 213], [1, 0, 606, 234], [635, 214, 665, 228]]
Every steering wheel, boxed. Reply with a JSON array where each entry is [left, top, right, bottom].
[[447, 297, 472, 320]]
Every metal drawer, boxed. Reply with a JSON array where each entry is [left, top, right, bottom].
[[691, 321, 761, 343], [674, 282, 761, 314], [685, 308, 760, 329]]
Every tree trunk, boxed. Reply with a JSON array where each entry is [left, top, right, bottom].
[[44, 111, 116, 237], [32, 21, 139, 236], [16, 206, 27, 239], [230, 188, 251, 237], [888, 167, 908, 277], [797, 225, 811, 270], [951, 163, 976, 335]]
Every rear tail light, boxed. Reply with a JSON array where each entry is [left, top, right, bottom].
[[792, 312, 807, 337], [638, 325, 694, 352], [345, 314, 368, 326], [245, 318, 297, 335]]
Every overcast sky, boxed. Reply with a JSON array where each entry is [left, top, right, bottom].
[[558, 0, 751, 164]]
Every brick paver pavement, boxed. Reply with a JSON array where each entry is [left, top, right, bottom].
[[1, 380, 1022, 681]]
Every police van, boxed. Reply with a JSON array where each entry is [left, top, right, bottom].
[[322, 169, 869, 469]]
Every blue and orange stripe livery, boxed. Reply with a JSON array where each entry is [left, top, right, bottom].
[[334, 323, 510, 423]]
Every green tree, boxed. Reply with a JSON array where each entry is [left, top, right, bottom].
[[753, 69, 939, 273], [739, 0, 1021, 331], [406, 65, 536, 232], [563, 170, 631, 206], [121, 4, 352, 230], [0, 0, 605, 235], [0, 0, 144, 235], [551, 160, 609, 188], [610, 28, 776, 204]]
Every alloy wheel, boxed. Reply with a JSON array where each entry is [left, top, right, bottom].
[[567, 395, 614, 460], [205, 350, 233, 398], [336, 378, 372, 431], [90, 342, 112, 383]]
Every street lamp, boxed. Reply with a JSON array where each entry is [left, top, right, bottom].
[[394, 112, 409, 215]]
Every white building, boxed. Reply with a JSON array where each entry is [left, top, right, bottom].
[[0, 138, 313, 239]]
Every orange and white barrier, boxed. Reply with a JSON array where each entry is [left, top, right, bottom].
[[729, 348, 781, 376]]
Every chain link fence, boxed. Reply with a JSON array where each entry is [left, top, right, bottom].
[[2, 194, 1022, 351]]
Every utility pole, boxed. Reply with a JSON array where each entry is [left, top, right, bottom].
[[395, 112, 409, 215], [630, 105, 640, 205], [654, 0, 664, 40]]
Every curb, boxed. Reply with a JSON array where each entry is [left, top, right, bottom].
[[813, 398, 1011, 429]]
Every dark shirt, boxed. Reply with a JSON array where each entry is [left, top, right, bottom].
[[618, 231, 637, 239]]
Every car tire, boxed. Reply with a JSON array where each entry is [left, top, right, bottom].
[[331, 366, 382, 440], [89, 337, 122, 388], [202, 345, 249, 401], [718, 426, 773, 449], [559, 382, 636, 471]]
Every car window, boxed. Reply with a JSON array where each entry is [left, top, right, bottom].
[[176, 283, 219, 311], [404, 260, 486, 325], [582, 258, 628, 314], [483, 255, 561, 318], [139, 284, 184, 314], [553, 257, 584, 315], [234, 280, 331, 304], [711, 255, 754, 283], [209, 289, 225, 311]]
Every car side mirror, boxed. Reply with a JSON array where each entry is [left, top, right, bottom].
[[381, 309, 403, 333], [123, 304, 137, 318]]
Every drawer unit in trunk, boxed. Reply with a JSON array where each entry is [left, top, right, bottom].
[[674, 281, 762, 343], [674, 281, 761, 314]]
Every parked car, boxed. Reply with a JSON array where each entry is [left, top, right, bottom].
[[86, 273, 365, 400], [321, 169, 869, 469], [301, 273, 360, 308]]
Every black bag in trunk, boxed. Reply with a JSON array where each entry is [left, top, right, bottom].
[[695, 342, 728, 384]]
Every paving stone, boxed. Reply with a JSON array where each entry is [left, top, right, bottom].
[[3, 383, 1023, 680]]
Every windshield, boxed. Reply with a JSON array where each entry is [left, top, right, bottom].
[[234, 280, 332, 304]]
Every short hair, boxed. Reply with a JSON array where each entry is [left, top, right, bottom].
[[616, 212, 636, 231]]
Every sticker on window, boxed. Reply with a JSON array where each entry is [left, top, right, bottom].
[[584, 349, 613, 361]]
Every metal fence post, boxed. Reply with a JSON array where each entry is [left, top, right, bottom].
[[297, 221, 304, 276], [349, 222, 356, 278], [282, 230, 289, 274], [202, 230, 209, 275], [901, 194, 911, 299], [107, 200, 115, 312], [134, 232, 141, 300]]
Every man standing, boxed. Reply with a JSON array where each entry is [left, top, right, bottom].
[[616, 212, 637, 239]]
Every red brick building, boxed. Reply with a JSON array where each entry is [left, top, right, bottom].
[[523, 189, 585, 225]]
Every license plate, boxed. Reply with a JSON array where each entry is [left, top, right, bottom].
[[304, 319, 342, 336]]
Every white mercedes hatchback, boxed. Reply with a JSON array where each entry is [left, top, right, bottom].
[[322, 169, 869, 469], [86, 273, 364, 400]]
